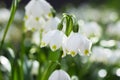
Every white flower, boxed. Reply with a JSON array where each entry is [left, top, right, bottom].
[[49, 31, 66, 51], [32, 31, 40, 45], [0, 25, 21, 42], [108, 49, 120, 64], [90, 46, 112, 63], [64, 32, 92, 57], [40, 30, 55, 47], [0, 56, 11, 72], [25, 0, 52, 18], [100, 10, 118, 24], [25, 15, 45, 31], [48, 69, 71, 80], [106, 21, 120, 38], [41, 30, 67, 51], [78, 21, 102, 43], [0, 8, 10, 23], [43, 17, 60, 32], [31, 60, 40, 75]]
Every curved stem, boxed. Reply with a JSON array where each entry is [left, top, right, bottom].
[[41, 51, 62, 80], [0, 0, 19, 50], [41, 61, 60, 80]]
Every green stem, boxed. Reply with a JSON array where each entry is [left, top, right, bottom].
[[41, 52, 62, 80], [0, 70, 3, 80], [0, 0, 18, 49], [19, 34, 25, 80], [41, 61, 59, 80]]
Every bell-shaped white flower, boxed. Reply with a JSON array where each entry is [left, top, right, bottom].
[[49, 30, 67, 51], [31, 60, 40, 75], [43, 17, 60, 32], [90, 46, 112, 63], [64, 32, 92, 57], [25, 15, 45, 31], [41, 30, 55, 47], [32, 31, 40, 45], [48, 69, 71, 80], [106, 21, 120, 38], [41, 30, 67, 51], [0, 56, 11, 72], [79, 21, 102, 38], [25, 0, 52, 18], [78, 21, 102, 43]]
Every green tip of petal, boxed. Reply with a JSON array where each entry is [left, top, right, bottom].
[[24, 15, 28, 20], [70, 51, 76, 57], [32, 28, 36, 31], [40, 41, 46, 47], [84, 49, 89, 55], [48, 13, 53, 17], [62, 53, 66, 58], [35, 17, 39, 21], [51, 45, 57, 51]]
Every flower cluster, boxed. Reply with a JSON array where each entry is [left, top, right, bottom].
[[24, 0, 60, 31], [24, 0, 92, 57], [90, 46, 120, 64], [78, 21, 102, 43]]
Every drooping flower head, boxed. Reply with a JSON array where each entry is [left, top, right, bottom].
[[63, 32, 92, 57], [43, 17, 60, 32], [24, 0, 55, 31], [41, 30, 67, 51], [78, 21, 102, 43], [25, 0, 53, 18]]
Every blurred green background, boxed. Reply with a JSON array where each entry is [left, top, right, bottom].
[[0, 0, 120, 80]]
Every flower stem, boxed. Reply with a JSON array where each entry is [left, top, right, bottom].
[[41, 61, 60, 80], [41, 51, 62, 80], [0, 0, 19, 50]]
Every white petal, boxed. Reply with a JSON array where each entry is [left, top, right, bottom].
[[78, 35, 92, 56], [25, 0, 52, 18], [0, 56, 11, 72], [38, 0, 52, 14], [78, 21, 102, 43], [25, 15, 45, 31], [0, 8, 10, 23], [62, 36, 67, 57], [65, 32, 82, 56], [65, 32, 92, 56], [25, 0, 43, 17], [31, 60, 40, 75], [41, 30, 55, 47], [49, 69, 71, 80], [49, 30, 66, 51], [32, 31, 40, 45], [25, 0, 35, 15], [43, 17, 60, 32]]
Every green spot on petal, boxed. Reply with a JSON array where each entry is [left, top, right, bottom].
[[41, 41, 46, 47], [48, 13, 52, 17], [35, 17, 39, 21], [52, 45, 57, 51], [70, 51, 76, 57], [24, 15, 28, 20], [84, 49, 89, 55]]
